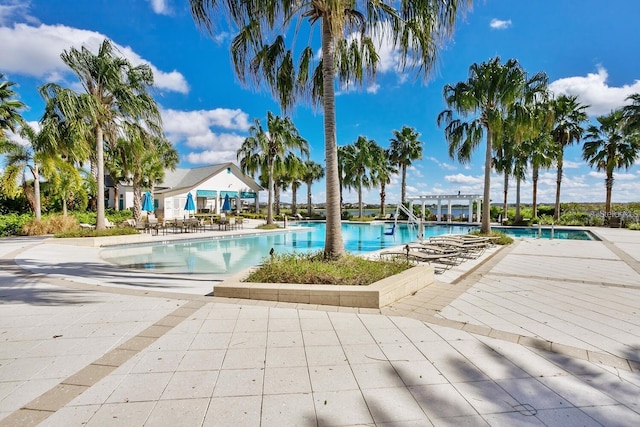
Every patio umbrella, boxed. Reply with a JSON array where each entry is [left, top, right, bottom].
[[221, 194, 231, 212], [184, 192, 195, 215], [141, 191, 154, 213]]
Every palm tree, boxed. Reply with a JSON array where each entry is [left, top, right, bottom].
[[302, 160, 324, 217], [623, 93, 640, 133], [237, 111, 309, 225], [40, 39, 163, 229], [550, 94, 588, 221], [524, 100, 555, 219], [583, 110, 640, 215], [0, 124, 44, 218], [190, 0, 470, 259], [342, 136, 378, 218], [389, 126, 423, 205], [282, 154, 306, 217], [437, 56, 548, 233], [0, 74, 25, 140], [43, 159, 82, 216], [370, 147, 397, 217]]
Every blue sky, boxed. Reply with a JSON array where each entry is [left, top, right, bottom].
[[2, 0, 639, 206]]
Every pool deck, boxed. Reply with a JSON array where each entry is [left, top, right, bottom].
[[1, 225, 640, 426]]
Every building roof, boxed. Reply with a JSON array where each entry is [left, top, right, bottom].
[[155, 162, 262, 194]]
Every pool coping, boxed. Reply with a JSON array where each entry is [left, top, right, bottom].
[[214, 264, 436, 308]]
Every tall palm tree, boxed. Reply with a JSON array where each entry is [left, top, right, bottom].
[[623, 93, 640, 133], [282, 154, 306, 217], [389, 126, 423, 205], [342, 136, 378, 218], [370, 147, 397, 217], [0, 124, 44, 218], [302, 160, 324, 217], [524, 100, 555, 219], [437, 56, 548, 233], [190, 0, 470, 259], [550, 94, 588, 221], [237, 111, 308, 225], [40, 39, 163, 229], [0, 74, 25, 140], [583, 110, 640, 215]]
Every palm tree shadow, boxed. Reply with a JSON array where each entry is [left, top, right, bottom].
[[1, 256, 215, 305]]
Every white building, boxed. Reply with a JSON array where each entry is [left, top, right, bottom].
[[108, 163, 262, 219]]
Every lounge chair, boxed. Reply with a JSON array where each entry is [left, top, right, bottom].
[[380, 245, 460, 273], [427, 238, 487, 259], [407, 243, 465, 265], [104, 218, 116, 229]]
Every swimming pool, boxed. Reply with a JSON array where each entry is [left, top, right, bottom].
[[100, 223, 596, 275], [100, 222, 470, 276]]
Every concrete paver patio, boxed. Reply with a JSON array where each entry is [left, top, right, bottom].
[[1, 226, 639, 426]]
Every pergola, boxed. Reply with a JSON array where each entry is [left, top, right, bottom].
[[406, 194, 483, 223]]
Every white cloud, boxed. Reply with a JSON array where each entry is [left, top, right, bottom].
[[427, 156, 457, 171], [549, 66, 640, 116], [490, 19, 512, 30], [563, 160, 582, 169], [0, 0, 37, 26], [162, 108, 250, 134], [366, 83, 380, 94], [444, 173, 483, 185], [161, 108, 251, 165], [185, 150, 238, 165], [148, 0, 171, 15], [0, 23, 189, 93]]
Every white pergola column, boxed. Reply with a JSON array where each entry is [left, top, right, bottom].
[[437, 200, 442, 222], [447, 199, 453, 223], [476, 198, 481, 223], [468, 200, 473, 223]]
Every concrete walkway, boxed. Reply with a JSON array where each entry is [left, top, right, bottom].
[[1, 227, 639, 426]]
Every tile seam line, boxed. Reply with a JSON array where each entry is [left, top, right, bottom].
[[405, 312, 639, 373], [0, 299, 206, 427]]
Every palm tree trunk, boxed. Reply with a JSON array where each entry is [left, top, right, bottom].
[[96, 125, 106, 230], [266, 162, 274, 224], [306, 182, 313, 216], [292, 184, 298, 216], [532, 165, 539, 218], [503, 172, 508, 223], [401, 165, 407, 205], [481, 130, 493, 234], [605, 173, 613, 215], [358, 183, 363, 218], [113, 185, 119, 211], [554, 150, 563, 221], [321, 19, 344, 259], [274, 184, 281, 217], [32, 165, 41, 220], [132, 176, 142, 222], [515, 178, 521, 222], [380, 183, 386, 216]]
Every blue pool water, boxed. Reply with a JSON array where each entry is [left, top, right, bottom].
[[100, 223, 595, 275]]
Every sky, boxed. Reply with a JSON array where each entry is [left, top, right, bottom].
[[2, 0, 640, 207]]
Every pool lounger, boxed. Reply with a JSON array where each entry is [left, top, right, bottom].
[[380, 248, 460, 273]]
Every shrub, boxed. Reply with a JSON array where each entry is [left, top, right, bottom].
[[54, 227, 139, 238], [558, 212, 589, 226], [245, 252, 411, 285], [628, 223, 640, 230], [0, 213, 33, 237], [21, 214, 79, 235], [470, 230, 513, 245]]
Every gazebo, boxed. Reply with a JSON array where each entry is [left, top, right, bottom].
[[406, 194, 482, 223]]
